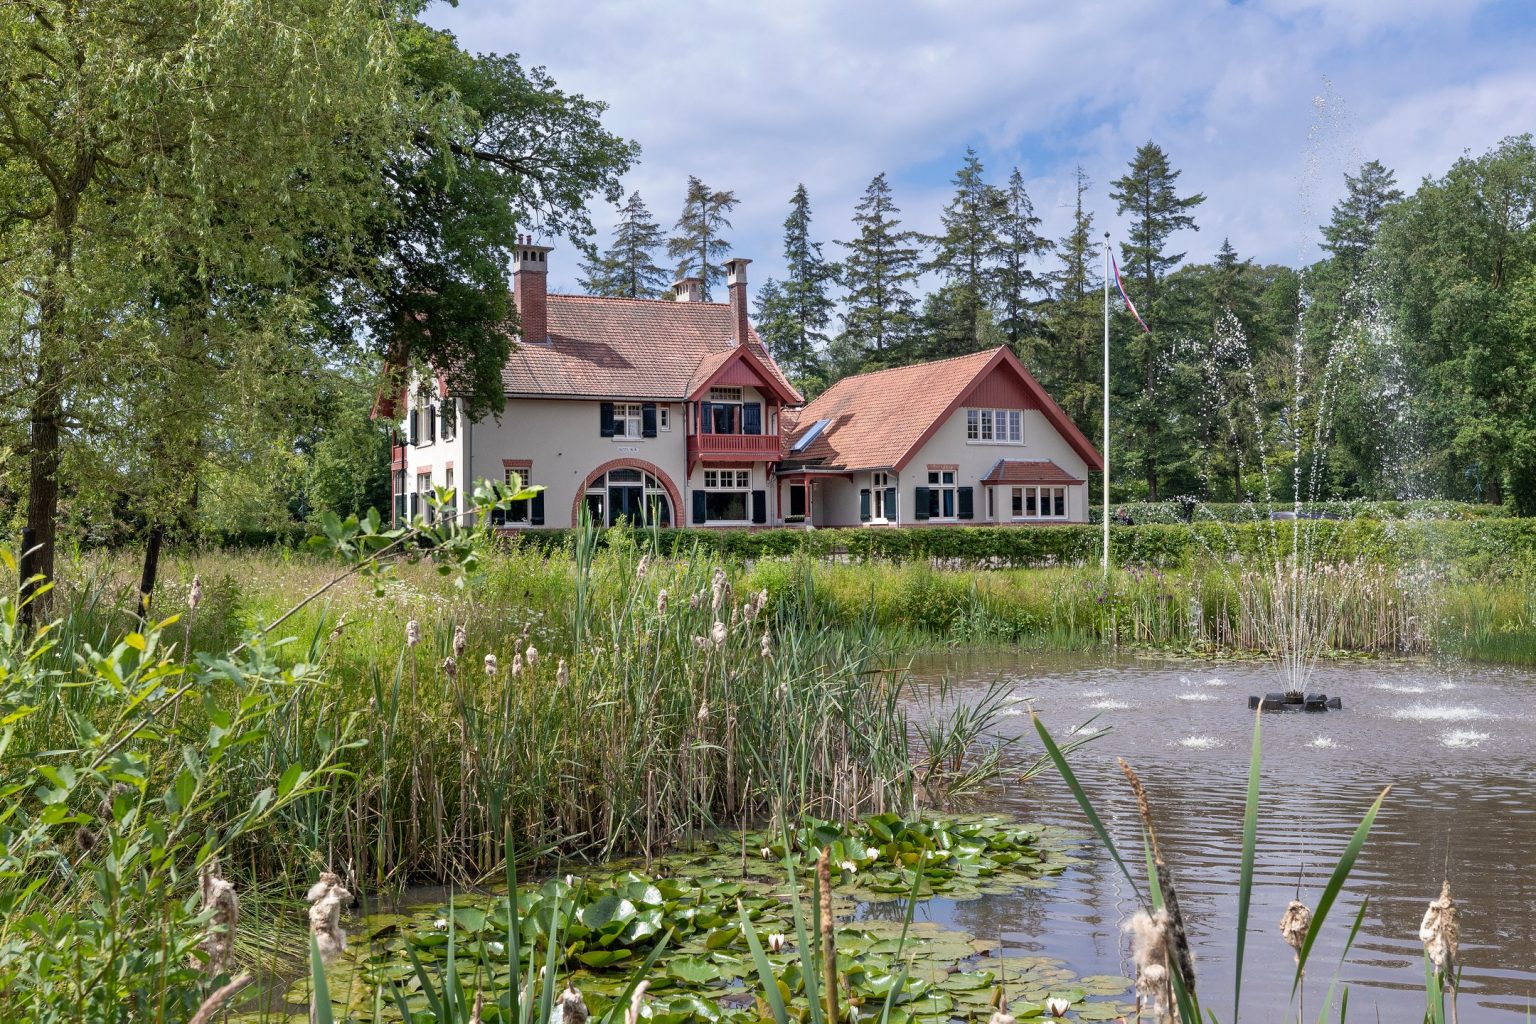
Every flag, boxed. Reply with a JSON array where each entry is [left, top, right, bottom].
[[1111, 255, 1152, 334]]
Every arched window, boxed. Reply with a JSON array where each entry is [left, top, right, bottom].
[[584, 469, 673, 527]]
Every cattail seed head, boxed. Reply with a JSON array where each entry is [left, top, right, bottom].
[[76, 826, 97, 853], [559, 985, 589, 1024], [453, 625, 467, 659], [710, 620, 727, 648], [511, 653, 523, 677], [697, 701, 709, 725], [526, 644, 539, 670], [307, 875, 350, 964], [188, 575, 203, 614], [760, 632, 772, 659], [1420, 879, 1459, 972], [200, 858, 239, 979], [406, 619, 421, 648], [624, 980, 649, 1024], [484, 654, 498, 678], [636, 554, 651, 581], [1279, 899, 1312, 962], [557, 658, 569, 688], [988, 1013, 1016, 1024], [442, 656, 457, 679], [1126, 908, 1173, 1010], [656, 588, 668, 615]]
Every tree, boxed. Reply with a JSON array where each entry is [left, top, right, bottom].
[[1110, 142, 1206, 500], [1039, 168, 1103, 480], [994, 168, 1055, 354], [923, 148, 1004, 359], [667, 176, 738, 300], [761, 185, 836, 379], [581, 190, 670, 298], [0, 0, 407, 624], [836, 173, 923, 368], [1321, 159, 1403, 276]]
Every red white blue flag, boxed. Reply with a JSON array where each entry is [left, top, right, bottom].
[[1111, 255, 1152, 334]]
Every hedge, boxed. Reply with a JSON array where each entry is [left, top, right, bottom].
[[504, 518, 1536, 579], [1085, 499, 1510, 525]]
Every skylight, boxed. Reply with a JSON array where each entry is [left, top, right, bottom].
[[791, 419, 830, 452]]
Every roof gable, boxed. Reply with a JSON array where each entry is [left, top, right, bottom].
[[688, 345, 802, 404]]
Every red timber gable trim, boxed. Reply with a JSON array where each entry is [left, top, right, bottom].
[[690, 346, 801, 405], [569, 458, 682, 528], [962, 363, 1038, 409], [892, 347, 1104, 473]]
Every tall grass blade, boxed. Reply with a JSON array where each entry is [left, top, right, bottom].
[[739, 902, 790, 1024], [1233, 707, 1263, 1023], [1291, 786, 1391, 1001], [309, 934, 335, 1024], [1032, 712, 1141, 898], [1316, 897, 1370, 1024], [603, 929, 675, 1024]]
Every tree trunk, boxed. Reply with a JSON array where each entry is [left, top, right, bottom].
[[18, 344, 63, 630], [137, 524, 166, 623]]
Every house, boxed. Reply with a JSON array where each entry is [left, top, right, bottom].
[[776, 347, 1103, 526], [391, 239, 804, 529]]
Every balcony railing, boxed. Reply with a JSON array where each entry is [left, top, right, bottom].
[[688, 433, 782, 459]]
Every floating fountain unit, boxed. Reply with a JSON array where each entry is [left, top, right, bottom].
[[1247, 693, 1343, 712]]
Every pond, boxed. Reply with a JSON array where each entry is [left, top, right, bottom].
[[910, 651, 1536, 1021]]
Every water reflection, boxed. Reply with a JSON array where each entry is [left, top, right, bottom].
[[911, 653, 1536, 1021]]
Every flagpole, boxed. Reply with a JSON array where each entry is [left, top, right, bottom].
[[1102, 232, 1111, 576]]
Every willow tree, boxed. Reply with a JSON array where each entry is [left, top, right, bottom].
[[1, 0, 408, 624]]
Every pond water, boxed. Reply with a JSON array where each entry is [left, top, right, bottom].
[[909, 652, 1536, 1021]]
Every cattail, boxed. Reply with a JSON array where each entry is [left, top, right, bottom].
[[988, 1013, 1016, 1024], [692, 636, 708, 650], [557, 658, 569, 688], [760, 632, 772, 659], [511, 653, 523, 678], [483, 653, 498, 678], [200, 857, 239, 979], [406, 619, 421, 648], [1279, 899, 1312, 963], [636, 553, 651, 581], [526, 644, 539, 670], [656, 588, 668, 616], [307, 873, 350, 964], [697, 701, 709, 725], [624, 980, 649, 1024], [453, 625, 467, 659], [1420, 879, 1459, 973], [442, 656, 457, 679], [327, 614, 348, 644], [710, 620, 727, 648], [558, 985, 588, 1024], [1126, 908, 1172, 1016], [188, 575, 203, 614]]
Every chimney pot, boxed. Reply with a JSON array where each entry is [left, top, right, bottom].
[[724, 258, 751, 345], [673, 277, 704, 303], [514, 239, 554, 344]]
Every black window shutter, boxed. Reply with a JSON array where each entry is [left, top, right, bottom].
[[742, 403, 762, 435], [410, 493, 419, 519], [642, 403, 658, 437], [531, 492, 546, 526], [408, 410, 418, 446], [699, 401, 714, 434], [913, 486, 930, 520], [859, 488, 871, 522], [885, 487, 897, 520], [692, 490, 708, 524], [599, 402, 616, 437], [958, 486, 975, 520], [751, 489, 767, 524], [427, 405, 436, 442]]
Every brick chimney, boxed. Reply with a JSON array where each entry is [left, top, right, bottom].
[[673, 276, 703, 303], [724, 258, 751, 345], [513, 235, 553, 344]]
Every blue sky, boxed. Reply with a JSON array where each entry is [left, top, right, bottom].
[[425, 0, 1536, 298]]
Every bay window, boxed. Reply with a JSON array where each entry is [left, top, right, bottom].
[[1011, 485, 1068, 520]]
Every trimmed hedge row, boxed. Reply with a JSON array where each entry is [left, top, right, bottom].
[[1085, 499, 1510, 524], [507, 518, 1536, 578]]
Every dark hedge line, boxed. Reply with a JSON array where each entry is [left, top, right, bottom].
[[1085, 499, 1510, 525], [505, 518, 1536, 577]]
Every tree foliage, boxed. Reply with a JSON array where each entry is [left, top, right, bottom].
[[836, 173, 923, 366], [667, 175, 739, 300], [581, 190, 670, 298]]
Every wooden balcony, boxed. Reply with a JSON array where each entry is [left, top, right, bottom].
[[688, 432, 782, 460]]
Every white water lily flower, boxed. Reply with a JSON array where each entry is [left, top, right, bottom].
[[839, 860, 857, 875], [760, 847, 773, 859], [767, 932, 788, 953], [987, 1012, 1016, 1024], [434, 917, 449, 930], [1046, 997, 1071, 1017], [488, 941, 506, 956]]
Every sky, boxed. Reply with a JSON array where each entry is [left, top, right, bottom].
[[424, 0, 1536, 299]]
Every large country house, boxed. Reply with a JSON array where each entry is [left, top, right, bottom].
[[391, 242, 1101, 529]]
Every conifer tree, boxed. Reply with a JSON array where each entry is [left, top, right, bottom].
[[753, 184, 835, 387], [1321, 159, 1403, 275], [923, 148, 1005, 358], [581, 191, 669, 298], [994, 167, 1055, 354], [836, 172, 923, 367], [1110, 141, 1206, 501], [1040, 166, 1102, 436], [667, 175, 738, 300]]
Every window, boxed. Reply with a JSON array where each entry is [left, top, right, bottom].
[[965, 408, 1023, 444], [415, 471, 433, 523], [872, 471, 891, 521], [927, 469, 957, 519], [444, 468, 456, 520], [503, 466, 535, 524], [584, 469, 672, 527], [709, 403, 736, 434], [440, 401, 456, 441], [791, 419, 830, 452], [787, 483, 807, 521], [658, 406, 671, 431], [701, 388, 761, 435], [393, 469, 407, 525], [1011, 486, 1068, 520], [709, 386, 743, 402], [613, 403, 643, 439], [702, 469, 751, 521]]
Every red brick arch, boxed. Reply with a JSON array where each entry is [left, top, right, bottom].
[[570, 458, 683, 527]]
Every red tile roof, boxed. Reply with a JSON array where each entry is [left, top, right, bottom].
[[499, 293, 802, 403], [782, 346, 1102, 473], [981, 459, 1084, 484]]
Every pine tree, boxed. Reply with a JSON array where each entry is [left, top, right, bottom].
[[754, 185, 835, 384], [923, 148, 1004, 359], [836, 172, 923, 367], [1321, 159, 1403, 275], [1110, 142, 1206, 501], [666, 175, 738, 300], [580, 191, 669, 298], [1040, 166, 1102, 437], [994, 167, 1055, 354]]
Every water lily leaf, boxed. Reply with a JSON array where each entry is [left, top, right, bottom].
[[1076, 1003, 1129, 1021], [576, 948, 634, 967], [666, 957, 722, 984], [581, 895, 636, 932]]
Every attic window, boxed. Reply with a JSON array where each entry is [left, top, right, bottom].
[[709, 386, 743, 402], [791, 419, 831, 453]]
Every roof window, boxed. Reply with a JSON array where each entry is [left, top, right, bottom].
[[791, 419, 831, 452]]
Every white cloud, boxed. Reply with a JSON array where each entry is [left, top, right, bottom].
[[424, 0, 1535, 298]]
